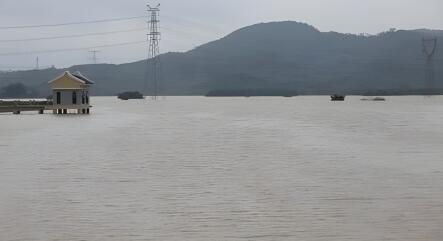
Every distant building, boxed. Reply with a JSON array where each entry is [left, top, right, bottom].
[[48, 71, 94, 114]]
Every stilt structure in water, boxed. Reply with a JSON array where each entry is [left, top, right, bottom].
[[48, 71, 94, 114], [0, 71, 94, 115]]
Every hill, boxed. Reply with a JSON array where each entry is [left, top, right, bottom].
[[1, 21, 442, 97]]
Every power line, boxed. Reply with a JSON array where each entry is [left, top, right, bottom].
[[0, 26, 207, 44], [0, 28, 147, 43], [0, 64, 53, 69], [0, 16, 147, 30], [0, 40, 147, 56]]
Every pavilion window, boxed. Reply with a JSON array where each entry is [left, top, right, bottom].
[[72, 91, 77, 104], [56, 92, 61, 104]]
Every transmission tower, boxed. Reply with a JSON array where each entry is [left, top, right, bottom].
[[147, 3, 161, 100], [35, 56, 39, 70], [422, 38, 437, 93], [89, 50, 100, 64]]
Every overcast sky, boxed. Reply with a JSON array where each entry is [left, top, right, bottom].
[[0, 0, 442, 70]]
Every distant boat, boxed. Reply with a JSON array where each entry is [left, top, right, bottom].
[[331, 95, 345, 101], [361, 97, 386, 101], [118, 91, 144, 100]]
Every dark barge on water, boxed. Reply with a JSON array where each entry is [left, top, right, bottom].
[[118, 91, 145, 100], [331, 95, 346, 101]]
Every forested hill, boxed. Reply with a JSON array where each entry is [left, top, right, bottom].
[[1, 21, 442, 97]]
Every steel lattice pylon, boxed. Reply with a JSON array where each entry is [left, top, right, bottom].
[[422, 38, 437, 93], [147, 4, 161, 100]]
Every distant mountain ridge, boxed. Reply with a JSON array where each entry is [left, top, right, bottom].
[[1, 21, 442, 97]]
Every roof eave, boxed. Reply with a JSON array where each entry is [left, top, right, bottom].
[[48, 71, 86, 85]]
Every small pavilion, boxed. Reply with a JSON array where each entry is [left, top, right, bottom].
[[48, 71, 94, 114]]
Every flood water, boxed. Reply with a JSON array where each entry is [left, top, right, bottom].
[[1, 96, 443, 241]]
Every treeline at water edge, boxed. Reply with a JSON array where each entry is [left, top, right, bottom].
[[206, 89, 298, 97]]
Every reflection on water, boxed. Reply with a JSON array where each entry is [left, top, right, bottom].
[[1, 96, 443, 241]]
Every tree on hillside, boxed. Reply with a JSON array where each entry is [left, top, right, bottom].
[[0, 83, 37, 98]]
